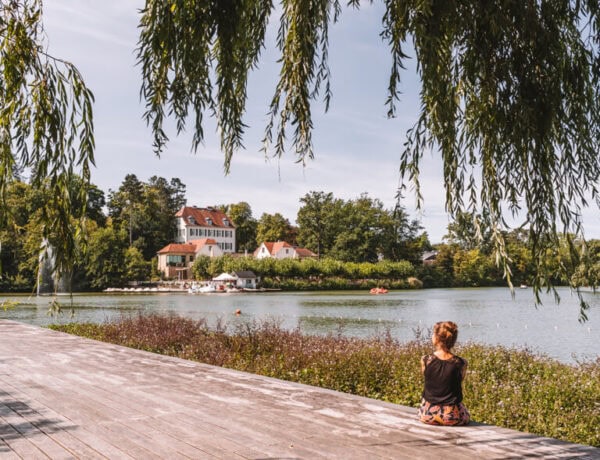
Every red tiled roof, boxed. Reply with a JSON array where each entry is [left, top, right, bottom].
[[157, 243, 197, 255], [294, 247, 317, 258], [191, 238, 218, 249], [253, 241, 293, 257], [157, 239, 219, 255], [271, 241, 293, 255], [175, 206, 235, 229]]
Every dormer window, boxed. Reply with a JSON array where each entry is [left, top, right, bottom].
[[205, 217, 213, 225], [223, 218, 229, 226], [188, 216, 196, 224]]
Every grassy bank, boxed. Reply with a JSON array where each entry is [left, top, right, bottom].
[[50, 314, 600, 447]]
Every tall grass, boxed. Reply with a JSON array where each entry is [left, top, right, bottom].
[[51, 314, 600, 447]]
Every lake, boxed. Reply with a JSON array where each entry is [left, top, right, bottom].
[[1, 287, 598, 364]]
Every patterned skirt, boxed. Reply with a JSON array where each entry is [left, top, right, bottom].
[[418, 398, 470, 426]]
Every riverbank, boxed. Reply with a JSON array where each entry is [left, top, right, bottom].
[[4, 320, 596, 458], [50, 314, 600, 447]]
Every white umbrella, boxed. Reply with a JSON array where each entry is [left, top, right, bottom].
[[212, 273, 237, 281]]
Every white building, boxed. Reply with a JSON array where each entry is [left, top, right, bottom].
[[253, 241, 317, 260], [174, 206, 236, 253]]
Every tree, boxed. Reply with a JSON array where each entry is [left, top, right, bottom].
[[141, 176, 187, 259], [0, 1, 94, 282], [256, 213, 295, 245], [124, 247, 151, 282], [221, 202, 257, 252], [5, 1, 600, 316], [296, 191, 342, 258], [108, 175, 187, 259], [328, 194, 387, 263], [378, 199, 426, 263], [85, 224, 128, 290], [135, 1, 600, 318], [108, 174, 145, 246], [444, 211, 490, 252]]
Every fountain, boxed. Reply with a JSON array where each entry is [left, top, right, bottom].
[[36, 239, 69, 295]]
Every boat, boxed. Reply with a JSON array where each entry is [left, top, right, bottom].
[[369, 287, 388, 295], [188, 282, 218, 294]]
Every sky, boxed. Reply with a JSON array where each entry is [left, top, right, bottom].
[[42, 1, 599, 244]]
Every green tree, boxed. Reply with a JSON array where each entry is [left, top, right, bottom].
[[108, 174, 145, 246], [4, 2, 600, 316], [135, 1, 600, 318], [108, 175, 186, 259], [296, 191, 342, 258], [85, 224, 128, 290], [124, 247, 151, 282], [191, 255, 211, 280], [378, 200, 426, 264], [256, 213, 295, 245], [329, 194, 387, 263], [0, 1, 95, 285], [141, 176, 186, 259], [222, 202, 257, 253], [444, 211, 491, 252]]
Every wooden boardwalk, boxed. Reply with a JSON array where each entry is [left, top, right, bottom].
[[0, 320, 598, 459]]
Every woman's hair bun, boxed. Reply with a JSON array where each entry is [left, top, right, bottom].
[[434, 321, 459, 350]]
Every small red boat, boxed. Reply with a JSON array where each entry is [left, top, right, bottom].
[[369, 287, 388, 295]]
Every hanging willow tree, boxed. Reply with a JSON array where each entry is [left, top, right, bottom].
[[2, 1, 600, 318], [137, 0, 600, 319], [0, 1, 95, 288]]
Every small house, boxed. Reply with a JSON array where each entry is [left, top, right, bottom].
[[233, 271, 259, 290]]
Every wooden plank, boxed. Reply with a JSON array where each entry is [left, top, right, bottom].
[[0, 400, 73, 460], [0, 416, 48, 459], [0, 440, 21, 460]]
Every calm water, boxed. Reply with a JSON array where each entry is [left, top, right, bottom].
[[1, 287, 598, 364]]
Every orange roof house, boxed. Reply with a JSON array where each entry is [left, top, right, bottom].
[[253, 241, 317, 260], [157, 238, 222, 280]]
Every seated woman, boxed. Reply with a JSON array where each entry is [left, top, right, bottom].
[[418, 321, 470, 426]]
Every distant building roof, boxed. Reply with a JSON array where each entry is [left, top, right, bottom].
[[192, 238, 218, 250], [157, 243, 198, 255], [157, 239, 218, 255], [234, 271, 257, 279], [175, 206, 235, 229], [253, 241, 293, 257], [294, 247, 317, 258]]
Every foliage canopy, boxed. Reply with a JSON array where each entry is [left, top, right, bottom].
[[137, 0, 600, 318], [0, 0, 94, 282], [3, 1, 600, 318]]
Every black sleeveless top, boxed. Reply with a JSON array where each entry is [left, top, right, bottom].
[[422, 354, 465, 405]]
